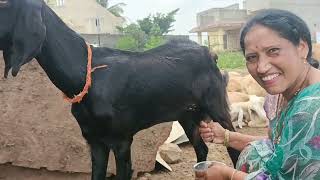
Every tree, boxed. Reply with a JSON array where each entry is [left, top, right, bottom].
[[137, 16, 153, 35], [116, 9, 179, 51], [137, 8, 179, 36], [107, 3, 126, 17], [117, 24, 147, 51], [96, 0, 108, 8], [152, 8, 179, 35], [96, 0, 126, 17]]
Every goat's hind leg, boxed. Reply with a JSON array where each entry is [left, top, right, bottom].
[[179, 111, 208, 162]]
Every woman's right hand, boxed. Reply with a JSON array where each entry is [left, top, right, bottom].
[[199, 121, 225, 144]]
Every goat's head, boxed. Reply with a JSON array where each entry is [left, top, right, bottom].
[[0, 0, 46, 78]]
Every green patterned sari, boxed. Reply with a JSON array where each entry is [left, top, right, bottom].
[[236, 83, 320, 180]]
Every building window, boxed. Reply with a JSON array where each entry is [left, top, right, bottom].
[[89, 17, 104, 33], [56, 0, 64, 6]]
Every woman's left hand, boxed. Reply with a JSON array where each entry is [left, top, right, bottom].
[[195, 164, 231, 180]]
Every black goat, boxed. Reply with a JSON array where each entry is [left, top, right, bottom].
[[0, 0, 240, 179]]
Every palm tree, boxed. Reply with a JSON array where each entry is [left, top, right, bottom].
[[96, 0, 126, 17], [96, 0, 108, 8]]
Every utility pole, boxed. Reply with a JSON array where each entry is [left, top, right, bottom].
[[96, 18, 101, 46]]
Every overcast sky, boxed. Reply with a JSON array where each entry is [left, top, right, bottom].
[[110, 0, 244, 35]]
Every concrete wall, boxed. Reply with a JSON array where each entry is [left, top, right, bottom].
[[208, 30, 225, 52], [226, 29, 241, 50], [197, 8, 247, 27], [80, 34, 189, 48], [81, 34, 120, 48], [207, 29, 240, 52], [217, 9, 248, 22]]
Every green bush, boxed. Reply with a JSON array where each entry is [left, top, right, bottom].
[[116, 36, 139, 51], [217, 51, 246, 70], [144, 36, 165, 50]]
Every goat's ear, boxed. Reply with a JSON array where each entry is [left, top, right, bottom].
[[221, 70, 229, 87], [210, 51, 218, 63], [9, 0, 46, 76]]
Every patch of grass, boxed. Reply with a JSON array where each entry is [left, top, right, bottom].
[[216, 51, 246, 70]]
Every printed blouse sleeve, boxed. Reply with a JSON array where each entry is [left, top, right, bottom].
[[246, 95, 320, 180]]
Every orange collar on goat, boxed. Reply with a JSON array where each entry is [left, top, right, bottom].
[[63, 43, 107, 103]]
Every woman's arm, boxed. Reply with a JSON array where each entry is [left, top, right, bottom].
[[199, 121, 268, 151], [229, 131, 267, 151]]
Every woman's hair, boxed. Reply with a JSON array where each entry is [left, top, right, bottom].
[[309, 58, 320, 69], [240, 9, 312, 60]]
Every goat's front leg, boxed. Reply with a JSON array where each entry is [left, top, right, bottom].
[[179, 111, 208, 162], [89, 141, 110, 180], [71, 104, 110, 180], [113, 139, 133, 180]]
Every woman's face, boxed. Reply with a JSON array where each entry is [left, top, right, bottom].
[[244, 24, 309, 97]]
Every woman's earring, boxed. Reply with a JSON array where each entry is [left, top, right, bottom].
[[303, 57, 307, 64]]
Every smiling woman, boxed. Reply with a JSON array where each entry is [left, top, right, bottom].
[[0, 0, 241, 179], [243, 24, 310, 98], [198, 9, 320, 180]]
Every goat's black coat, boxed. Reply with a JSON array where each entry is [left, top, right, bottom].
[[0, 0, 240, 179]]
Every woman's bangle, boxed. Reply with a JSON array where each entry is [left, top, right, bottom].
[[223, 129, 230, 147], [231, 169, 238, 180]]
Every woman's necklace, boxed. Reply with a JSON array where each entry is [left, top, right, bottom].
[[273, 65, 311, 145], [274, 95, 284, 144], [273, 95, 292, 144]]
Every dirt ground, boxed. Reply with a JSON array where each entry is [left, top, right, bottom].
[[0, 55, 268, 180], [136, 127, 267, 180], [0, 127, 267, 180]]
